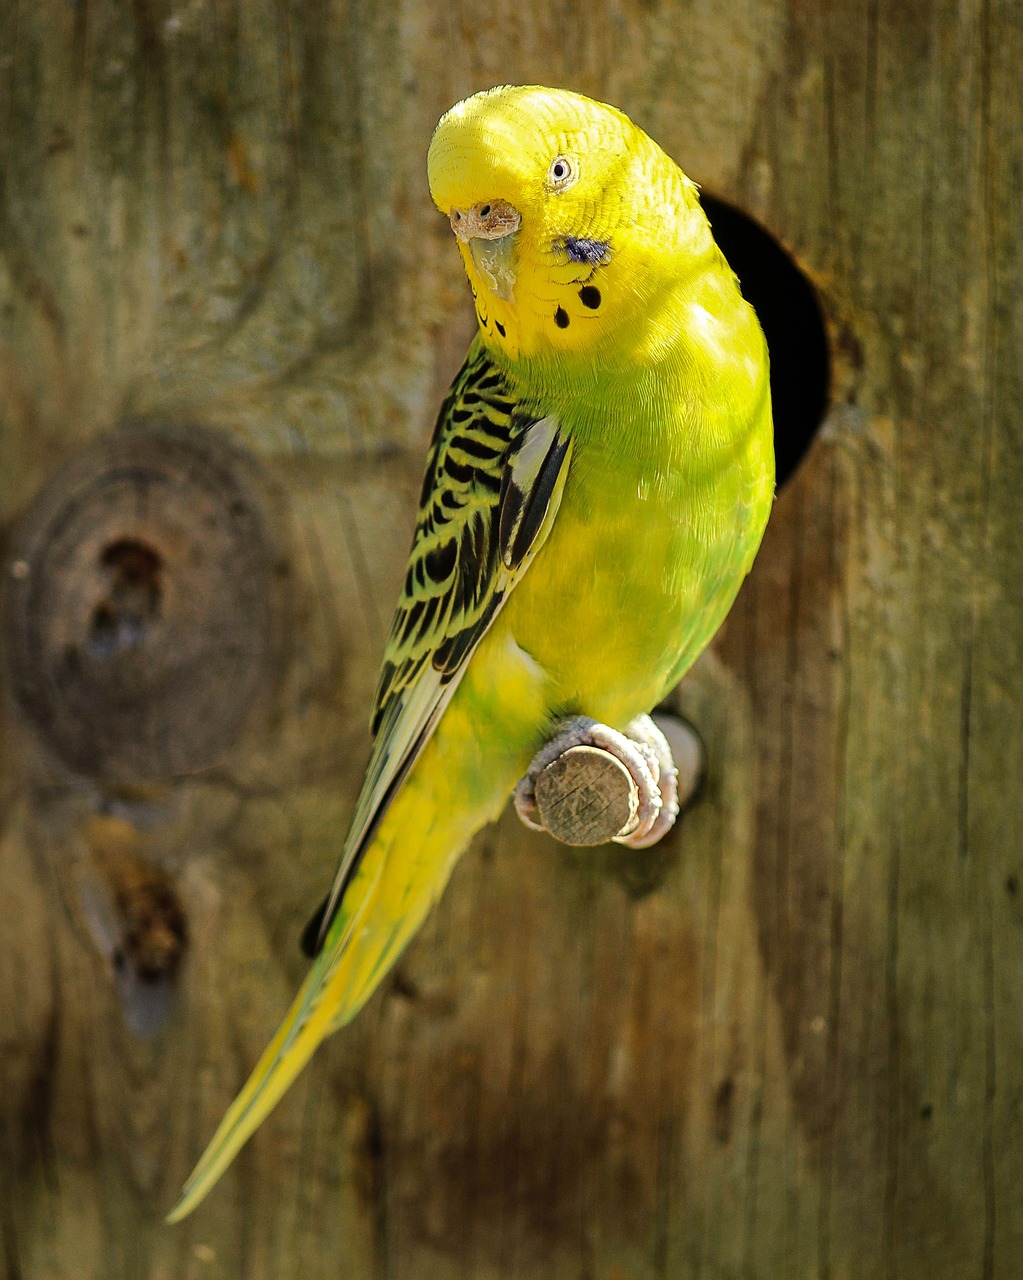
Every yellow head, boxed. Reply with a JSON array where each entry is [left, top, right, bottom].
[[428, 85, 710, 364]]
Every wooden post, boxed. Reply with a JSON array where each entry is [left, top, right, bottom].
[[1, 4, 1020, 1278]]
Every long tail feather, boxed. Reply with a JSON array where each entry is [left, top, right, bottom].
[[166, 825, 468, 1218], [165, 844, 393, 1224], [167, 690, 528, 1223], [167, 946, 348, 1222]]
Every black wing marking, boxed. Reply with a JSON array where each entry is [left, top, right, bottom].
[[304, 341, 572, 954]]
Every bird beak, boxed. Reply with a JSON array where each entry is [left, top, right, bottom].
[[449, 200, 521, 302]]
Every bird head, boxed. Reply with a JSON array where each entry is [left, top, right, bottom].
[[428, 85, 709, 363]]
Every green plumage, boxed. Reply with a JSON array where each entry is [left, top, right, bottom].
[[168, 83, 774, 1223]]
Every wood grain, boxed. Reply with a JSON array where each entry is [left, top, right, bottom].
[[534, 744, 639, 845], [0, 1, 1020, 1277]]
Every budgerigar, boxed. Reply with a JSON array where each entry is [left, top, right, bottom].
[[168, 84, 774, 1221]]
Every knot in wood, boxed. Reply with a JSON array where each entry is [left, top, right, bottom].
[[3, 422, 286, 782]]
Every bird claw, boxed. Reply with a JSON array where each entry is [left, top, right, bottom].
[[513, 713, 680, 847], [617, 714, 680, 847]]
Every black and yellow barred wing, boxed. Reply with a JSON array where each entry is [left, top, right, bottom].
[[308, 339, 572, 952]]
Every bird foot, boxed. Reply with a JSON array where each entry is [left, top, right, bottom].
[[513, 713, 681, 848]]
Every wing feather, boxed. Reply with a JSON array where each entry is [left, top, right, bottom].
[[307, 341, 572, 953]]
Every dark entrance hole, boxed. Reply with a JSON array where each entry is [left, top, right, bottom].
[[701, 194, 831, 489], [88, 537, 164, 659]]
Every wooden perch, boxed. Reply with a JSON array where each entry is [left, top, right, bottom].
[[516, 713, 706, 846], [534, 745, 640, 844]]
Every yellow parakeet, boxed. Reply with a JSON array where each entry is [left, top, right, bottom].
[[168, 84, 773, 1221]]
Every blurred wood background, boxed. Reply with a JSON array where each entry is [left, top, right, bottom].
[[1, 2, 1020, 1277]]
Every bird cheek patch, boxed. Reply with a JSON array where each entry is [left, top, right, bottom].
[[559, 236, 612, 266]]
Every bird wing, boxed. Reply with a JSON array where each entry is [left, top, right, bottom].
[[308, 339, 572, 951]]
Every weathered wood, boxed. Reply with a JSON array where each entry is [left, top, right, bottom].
[[535, 745, 638, 845], [0, 2, 1020, 1278], [5, 422, 285, 781]]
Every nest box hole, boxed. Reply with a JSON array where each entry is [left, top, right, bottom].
[[88, 538, 164, 658], [701, 194, 831, 489]]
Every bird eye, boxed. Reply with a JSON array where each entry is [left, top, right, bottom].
[[548, 156, 575, 189]]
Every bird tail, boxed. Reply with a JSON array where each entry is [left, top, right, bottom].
[[165, 810, 460, 1223], [166, 692, 530, 1224], [165, 943, 342, 1223]]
